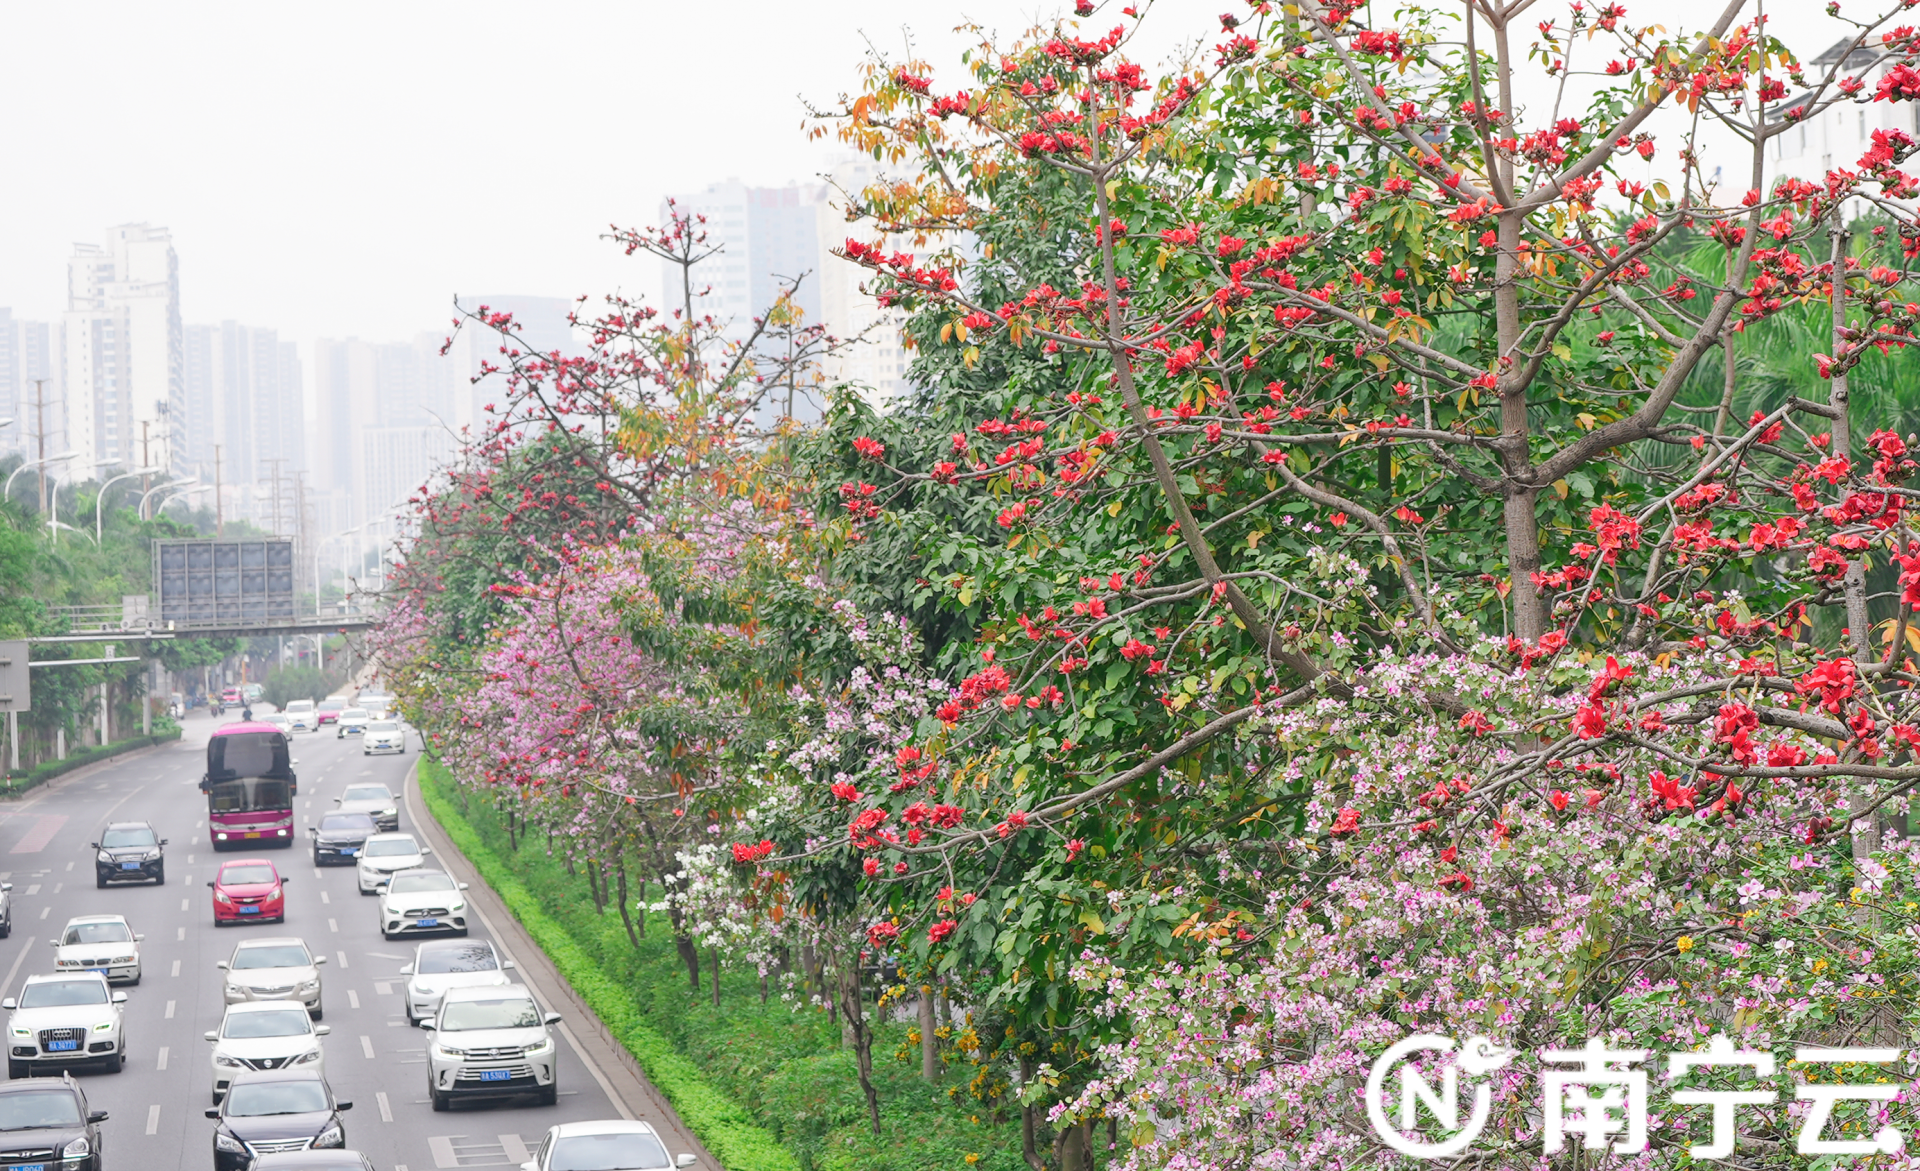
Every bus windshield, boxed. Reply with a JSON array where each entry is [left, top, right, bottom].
[[206, 730, 292, 783], [207, 777, 292, 814]]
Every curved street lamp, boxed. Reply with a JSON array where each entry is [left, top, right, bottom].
[[95, 466, 161, 544], [3, 450, 76, 506], [138, 476, 198, 520], [153, 484, 211, 517]]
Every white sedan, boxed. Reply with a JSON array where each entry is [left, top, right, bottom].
[[402, 937, 511, 1023], [206, 1000, 329, 1102], [51, 914, 143, 984], [356, 832, 430, 895], [334, 707, 370, 738], [518, 1121, 698, 1171], [378, 869, 470, 940]]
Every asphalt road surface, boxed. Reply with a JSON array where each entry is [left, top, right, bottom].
[[0, 714, 636, 1171]]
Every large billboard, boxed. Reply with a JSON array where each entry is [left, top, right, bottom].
[[153, 539, 297, 627]]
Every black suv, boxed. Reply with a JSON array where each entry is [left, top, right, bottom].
[[0, 1073, 107, 1170], [308, 813, 376, 866], [92, 821, 165, 887]]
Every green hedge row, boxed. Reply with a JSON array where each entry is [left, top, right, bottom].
[[1, 728, 183, 796], [418, 760, 798, 1171]]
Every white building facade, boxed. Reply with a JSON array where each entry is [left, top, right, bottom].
[[63, 224, 184, 474]]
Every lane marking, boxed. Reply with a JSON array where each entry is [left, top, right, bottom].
[[10, 815, 67, 854], [376, 1090, 392, 1122], [37, 907, 46, 920], [0, 928, 34, 1000], [374, 981, 392, 996], [501, 1135, 532, 1163], [50, 883, 60, 894], [145, 1104, 160, 1135], [171, 959, 180, 977], [156, 1046, 168, 1071], [320, 891, 330, 905], [165, 1000, 175, 1019], [63, 862, 71, 872], [336, 951, 348, 969], [347, 989, 360, 1009], [328, 918, 338, 933], [427, 1136, 459, 1168], [23, 885, 38, 896], [176, 927, 185, 941], [361, 1035, 375, 1059], [179, 899, 188, 911], [365, 952, 405, 960], [187, 854, 195, 863]]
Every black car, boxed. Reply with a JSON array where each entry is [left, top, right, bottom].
[[92, 821, 165, 887], [0, 1074, 108, 1171], [308, 813, 375, 867], [208, 1069, 351, 1171], [247, 1151, 376, 1170]]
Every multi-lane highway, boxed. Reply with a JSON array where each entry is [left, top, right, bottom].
[[0, 709, 655, 1170]]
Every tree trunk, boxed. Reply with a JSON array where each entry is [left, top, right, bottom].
[[710, 946, 721, 1008], [615, 860, 640, 948], [919, 984, 938, 1081], [838, 963, 882, 1136], [1054, 1120, 1090, 1171]]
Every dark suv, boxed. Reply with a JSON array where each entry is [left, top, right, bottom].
[[92, 821, 166, 887], [0, 1074, 107, 1170]]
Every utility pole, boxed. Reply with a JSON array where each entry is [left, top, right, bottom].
[[30, 379, 48, 517], [213, 445, 224, 535], [263, 457, 285, 536]]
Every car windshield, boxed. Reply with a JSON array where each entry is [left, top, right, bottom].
[[342, 709, 368, 719], [389, 872, 453, 894], [100, 827, 156, 848], [62, 922, 131, 945], [0, 1089, 83, 1130], [220, 865, 276, 886], [341, 786, 390, 804], [318, 814, 374, 833], [224, 1008, 310, 1038], [232, 945, 310, 970], [285, 702, 314, 712], [417, 944, 496, 975], [367, 721, 399, 732], [438, 996, 539, 1031], [19, 980, 106, 1008], [550, 1133, 672, 1171], [224, 1080, 329, 1116], [364, 838, 417, 857]]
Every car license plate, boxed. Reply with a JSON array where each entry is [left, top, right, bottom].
[[85, 968, 106, 975], [479, 1069, 511, 1082], [120, 861, 140, 870], [244, 832, 261, 839], [341, 848, 357, 857], [239, 906, 261, 915], [416, 918, 439, 927], [47, 1040, 78, 1052], [13, 1162, 48, 1171]]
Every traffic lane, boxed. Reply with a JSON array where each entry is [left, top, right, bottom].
[[0, 718, 631, 1168]]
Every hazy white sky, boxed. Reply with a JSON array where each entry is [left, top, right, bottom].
[[0, 0, 1855, 361], [0, 1, 1210, 356]]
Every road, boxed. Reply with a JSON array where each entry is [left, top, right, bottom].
[[0, 712, 643, 1171]]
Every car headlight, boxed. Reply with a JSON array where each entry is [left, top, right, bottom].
[[61, 1136, 89, 1157], [96, 852, 111, 863], [9, 1027, 28, 1039], [449, 901, 465, 913], [434, 1043, 466, 1058], [214, 891, 232, 904], [111, 955, 135, 965], [144, 848, 162, 860], [214, 1053, 243, 1067], [214, 1131, 246, 1153], [298, 978, 320, 991], [294, 1047, 322, 1064], [525, 1036, 554, 1055], [382, 807, 396, 816], [91, 1021, 112, 1032], [268, 886, 282, 899], [314, 1124, 345, 1148]]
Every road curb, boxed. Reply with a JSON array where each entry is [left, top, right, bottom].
[[0, 735, 186, 808], [400, 757, 722, 1170]]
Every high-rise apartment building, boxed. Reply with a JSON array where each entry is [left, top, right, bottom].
[[181, 321, 303, 529], [63, 224, 184, 473], [0, 310, 61, 463]]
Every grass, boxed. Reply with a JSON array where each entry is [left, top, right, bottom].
[[418, 760, 1025, 1171], [1, 728, 183, 795]]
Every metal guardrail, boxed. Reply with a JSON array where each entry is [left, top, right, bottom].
[[35, 606, 381, 644]]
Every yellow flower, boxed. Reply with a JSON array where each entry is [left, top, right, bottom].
[[1675, 936, 1693, 952], [966, 1155, 981, 1165]]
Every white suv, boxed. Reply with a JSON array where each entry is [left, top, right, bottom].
[[3, 973, 127, 1078], [402, 938, 512, 1025], [206, 1000, 329, 1102], [283, 700, 318, 733], [423, 984, 559, 1111], [51, 915, 142, 984], [356, 833, 429, 895]]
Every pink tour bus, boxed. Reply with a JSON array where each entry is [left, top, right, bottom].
[[200, 721, 299, 850]]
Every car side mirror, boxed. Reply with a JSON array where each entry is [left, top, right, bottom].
[[502, 961, 515, 970], [398, 964, 413, 976], [375, 882, 389, 891], [457, 882, 469, 891], [522, 1163, 537, 1171], [207, 882, 215, 888], [281, 877, 291, 884], [47, 940, 57, 947], [110, 992, 127, 1004], [419, 1020, 435, 1032], [313, 956, 326, 965], [420, 847, 432, 855], [336, 1100, 353, 1111], [1, 883, 11, 892], [205, 1108, 220, 1120], [160, 839, 168, 846], [314, 1025, 331, 1036], [678, 1156, 699, 1168], [332, 798, 341, 804], [87, 1110, 107, 1124], [134, 934, 144, 942], [88, 842, 99, 850], [216, 962, 229, 971], [203, 1030, 218, 1042], [543, 1012, 562, 1026], [2, 999, 16, 1011], [307, 828, 317, 836]]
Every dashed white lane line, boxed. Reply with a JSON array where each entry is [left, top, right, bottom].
[[373, 981, 392, 996], [376, 1090, 392, 1122], [320, 891, 330, 904], [145, 1104, 160, 1135], [328, 918, 337, 933], [347, 990, 360, 1009], [336, 951, 348, 968], [24, 885, 38, 896], [156, 1046, 168, 1071], [165, 1000, 175, 1019], [63, 862, 71, 872], [37, 908, 46, 920], [50, 884, 60, 894], [360, 1035, 375, 1059], [170, 959, 180, 977], [187, 854, 195, 863], [179, 898, 188, 912], [176, 926, 185, 941], [501, 1136, 532, 1163]]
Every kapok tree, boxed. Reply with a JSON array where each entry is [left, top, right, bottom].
[[730, 0, 1920, 1164]]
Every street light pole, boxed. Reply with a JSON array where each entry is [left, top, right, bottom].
[[94, 466, 160, 544], [3, 451, 76, 511], [137, 477, 198, 520]]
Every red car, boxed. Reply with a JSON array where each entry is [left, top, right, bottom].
[[316, 699, 346, 726], [209, 859, 289, 925]]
